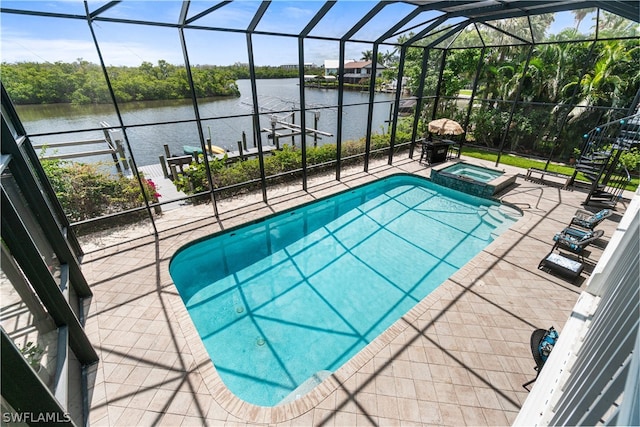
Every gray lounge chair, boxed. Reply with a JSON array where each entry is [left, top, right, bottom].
[[552, 227, 604, 260], [570, 208, 612, 230]]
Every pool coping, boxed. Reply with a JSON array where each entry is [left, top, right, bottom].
[[168, 172, 523, 423]]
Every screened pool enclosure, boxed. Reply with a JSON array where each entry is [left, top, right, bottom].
[[1, 0, 638, 237], [1, 1, 639, 425]]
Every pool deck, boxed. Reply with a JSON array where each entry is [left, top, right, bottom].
[[82, 155, 628, 426]]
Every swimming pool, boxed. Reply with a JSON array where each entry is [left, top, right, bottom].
[[169, 174, 520, 406]]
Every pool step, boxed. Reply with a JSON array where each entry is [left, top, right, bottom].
[[482, 205, 509, 227], [497, 204, 522, 219], [488, 205, 521, 222], [278, 370, 332, 405], [483, 205, 520, 240]]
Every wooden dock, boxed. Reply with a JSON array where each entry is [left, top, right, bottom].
[[160, 142, 280, 182], [134, 164, 187, 211], [137, 164, 165, 179], [149, 142, 280, 211]]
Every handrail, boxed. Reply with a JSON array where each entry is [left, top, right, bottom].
[[583, 113, 640, 136], [580, 112, 640, 153], [577, 112, 637, 207]]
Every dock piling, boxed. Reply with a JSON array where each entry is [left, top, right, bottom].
[[115, 139, 130, 170], [111, 149, 122, 175], [159, 155, 169, 179], [237, 141, 244, 160]]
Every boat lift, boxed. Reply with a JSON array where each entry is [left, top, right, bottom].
[[262, 115, 333, 149], [32, 122, 130, 174], [240, 96, 334, 148]]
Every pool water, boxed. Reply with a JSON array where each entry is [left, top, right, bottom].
[[169, 174, 520, 406], [439, 163, 504, 183]]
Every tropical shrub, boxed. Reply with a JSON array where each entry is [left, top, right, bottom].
[[469, 109, 509, 147], [306, 143, 337, 164], [174, 133, 412, 197], [619, 147, 640, 173], [41, 158, 159, 222]]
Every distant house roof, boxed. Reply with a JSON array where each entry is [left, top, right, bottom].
[[344, 60, 386, 70]]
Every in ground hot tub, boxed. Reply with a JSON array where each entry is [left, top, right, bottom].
[[430, 161, 517, 198]]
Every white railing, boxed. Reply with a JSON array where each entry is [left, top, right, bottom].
[[515, 189, 640, 426]]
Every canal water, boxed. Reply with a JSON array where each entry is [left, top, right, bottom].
[[15, 78, 398, 167]]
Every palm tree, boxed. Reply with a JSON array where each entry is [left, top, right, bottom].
[[535, 29, 584, 103], [572, 8, 595, 30], [360, 49, 387, 66], [566, 40, 638, 121], [381, 49, 398, 67], [598, 12, 637, 38]]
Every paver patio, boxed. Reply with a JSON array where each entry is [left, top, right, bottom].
[[81, 155, 625, 426]]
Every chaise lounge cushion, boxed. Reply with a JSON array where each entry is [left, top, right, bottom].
[[539, 252, 583, 279]]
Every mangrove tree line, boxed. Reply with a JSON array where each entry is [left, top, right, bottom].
[[0, 60, 323, 105]]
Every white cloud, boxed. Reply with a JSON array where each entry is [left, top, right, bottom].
[[0, 33, 372, 68], [282, 6, 315, 20], [2, 36, 96, 63], [1, 36, 183, 66]]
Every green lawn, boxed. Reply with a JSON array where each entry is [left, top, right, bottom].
[[461, 146, 639, 191]]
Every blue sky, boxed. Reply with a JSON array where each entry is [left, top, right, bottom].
[[0, 1, 593, 67]]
